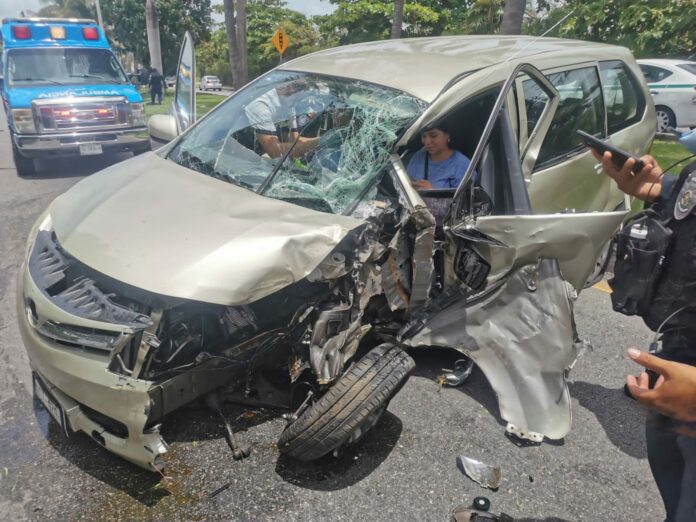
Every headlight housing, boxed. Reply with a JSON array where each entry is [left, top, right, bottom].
[[11, 108, 37, 134], [25, 210, 52, 261], [130, 103, 146, 126]]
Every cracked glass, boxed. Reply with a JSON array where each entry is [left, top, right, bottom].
[[168, 71, 426, 215]]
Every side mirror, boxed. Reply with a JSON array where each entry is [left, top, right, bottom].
[[148, 114, 178, 144]]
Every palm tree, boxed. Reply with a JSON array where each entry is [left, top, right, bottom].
[[391, 0, 405, 39], [500, 0, 526, 35], [223, 0, 248, 89]]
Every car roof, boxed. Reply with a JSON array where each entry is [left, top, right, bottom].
[[638, 58, 696, 67], [279, 35, 626, 102]]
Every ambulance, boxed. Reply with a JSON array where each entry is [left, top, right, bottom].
[[1, 18, 149, 175]]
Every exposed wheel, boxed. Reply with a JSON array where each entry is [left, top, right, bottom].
[[12, 142, 36, 177], [655, 105, 676, 133], [278, 343, 415, 461]]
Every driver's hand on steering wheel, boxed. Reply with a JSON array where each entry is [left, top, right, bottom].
[[412, 179, 433, 190]]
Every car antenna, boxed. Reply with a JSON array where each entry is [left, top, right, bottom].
[[504, 9, 577, 64]]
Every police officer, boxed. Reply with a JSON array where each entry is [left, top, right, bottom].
[[594, 149, 696, 522]]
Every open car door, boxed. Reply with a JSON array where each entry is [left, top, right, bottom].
[[173, 31, 196, 133], [404, 63, 629, 443]]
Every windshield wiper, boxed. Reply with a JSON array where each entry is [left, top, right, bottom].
[[12, 77, 65, 86], [257, 109, 327, 195], [69, 74, 122, 84], [175, 150, 253, 189]]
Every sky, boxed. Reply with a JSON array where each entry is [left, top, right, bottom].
[[0, 0, 336, 21]]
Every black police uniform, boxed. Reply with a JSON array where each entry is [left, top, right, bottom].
[[616, 162, 696, 522]]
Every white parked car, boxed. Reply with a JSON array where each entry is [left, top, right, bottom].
[[638, 59, 696, 131], [199, 75, 222, 91]]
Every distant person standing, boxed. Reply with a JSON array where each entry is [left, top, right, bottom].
[[148, 68, 165, 105]]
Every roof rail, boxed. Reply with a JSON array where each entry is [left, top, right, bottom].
[[1, 17, 98, 25]]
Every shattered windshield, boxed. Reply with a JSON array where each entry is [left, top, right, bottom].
[[168, 71, 426, 214]]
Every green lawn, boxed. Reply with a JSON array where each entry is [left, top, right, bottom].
[[140, 88, 225, 120], [650, 139, 695, 173]]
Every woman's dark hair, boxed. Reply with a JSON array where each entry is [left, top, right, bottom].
[[422, 121, 451, 135]]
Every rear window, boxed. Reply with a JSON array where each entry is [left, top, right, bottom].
[[677, 63, 696, 76], [525, 66, 604, 167], [600, 61, 646, 134], [639, 64, 673, 83]]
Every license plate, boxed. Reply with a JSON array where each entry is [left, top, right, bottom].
[[79, 143, 102, 156], [33, 373, 68, 436]]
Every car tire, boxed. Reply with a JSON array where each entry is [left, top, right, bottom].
[[655, 105, 676, 133], [12, 142, 36, 177], [277, 343, 415, 461]]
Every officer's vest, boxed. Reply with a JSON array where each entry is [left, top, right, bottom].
[[610, 162, 696, 332]]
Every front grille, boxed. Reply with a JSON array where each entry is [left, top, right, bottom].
[[78, 402, 129, 438], [33, 97, 131, 133]]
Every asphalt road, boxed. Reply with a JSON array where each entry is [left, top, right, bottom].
[[0, 107, 664, 521]]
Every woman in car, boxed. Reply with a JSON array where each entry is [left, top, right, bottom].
[[407, 123, 472, 189]]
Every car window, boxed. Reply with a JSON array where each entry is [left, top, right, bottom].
[[169, 71, 426, 215], [525, 66, 604, 167], [6, 48, 128, 86], [600, 61, 645, 134], [639, 64, 673, 83], [677, 63, 696, 76]]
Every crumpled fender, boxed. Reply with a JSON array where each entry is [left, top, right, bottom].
[[403, 259, 577, 441]]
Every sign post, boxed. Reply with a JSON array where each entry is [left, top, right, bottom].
[[272, 28, 289, 64]]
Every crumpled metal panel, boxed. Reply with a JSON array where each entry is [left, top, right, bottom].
[[49, 153, 363, 306], [410, 207, 436, 308], [403, 259, 577, 440], [469, 209, 627, 292]]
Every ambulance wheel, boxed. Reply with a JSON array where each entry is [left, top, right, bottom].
[[277, 343, 415, 461], [12, 143, 36, 177]]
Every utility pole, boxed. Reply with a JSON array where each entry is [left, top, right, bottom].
[[93, 0, 104, 29], [145, 0, 163, 73]]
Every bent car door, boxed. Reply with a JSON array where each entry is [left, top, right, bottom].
[[404, 64, 629, 442], [173, 31, 196, 133]]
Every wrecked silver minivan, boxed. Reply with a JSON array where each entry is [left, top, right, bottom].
[[17, 35, 655, 471]]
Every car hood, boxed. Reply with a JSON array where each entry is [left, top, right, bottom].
[[49, 153, 363, 305]]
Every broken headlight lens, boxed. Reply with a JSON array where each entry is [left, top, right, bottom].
[[12, 108, 37, 134]]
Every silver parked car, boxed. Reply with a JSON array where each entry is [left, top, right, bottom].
[[18, 33, 655, 471], [199, 74, 222, 91]]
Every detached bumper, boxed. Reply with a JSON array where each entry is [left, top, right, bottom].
[[13, 128, 150, 159], [16, 263, 167, 471]]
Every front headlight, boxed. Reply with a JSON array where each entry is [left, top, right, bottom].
[[130, 103, 146, 126], [11, 108, 37, 134]]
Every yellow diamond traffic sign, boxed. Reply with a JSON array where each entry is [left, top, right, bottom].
[[272, 28, 289, 55]]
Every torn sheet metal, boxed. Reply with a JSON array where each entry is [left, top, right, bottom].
[[382, 226, 412, 311], [403, 259, 577, 441], [468, 209, 627, 291], [456, 455, 502, 490], [410, 207, 436, 308]]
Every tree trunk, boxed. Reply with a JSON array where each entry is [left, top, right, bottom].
[[391, 0, 405, 39], [500, 0, 526, 35], [223, 0, 248, 90], [145, 0, 163, 73], [236, 0, 248, 85]]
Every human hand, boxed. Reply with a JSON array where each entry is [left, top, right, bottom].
[[626, 348, 696, 423], [412, 179, 433, 190], [591, 150, 664, 202]]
